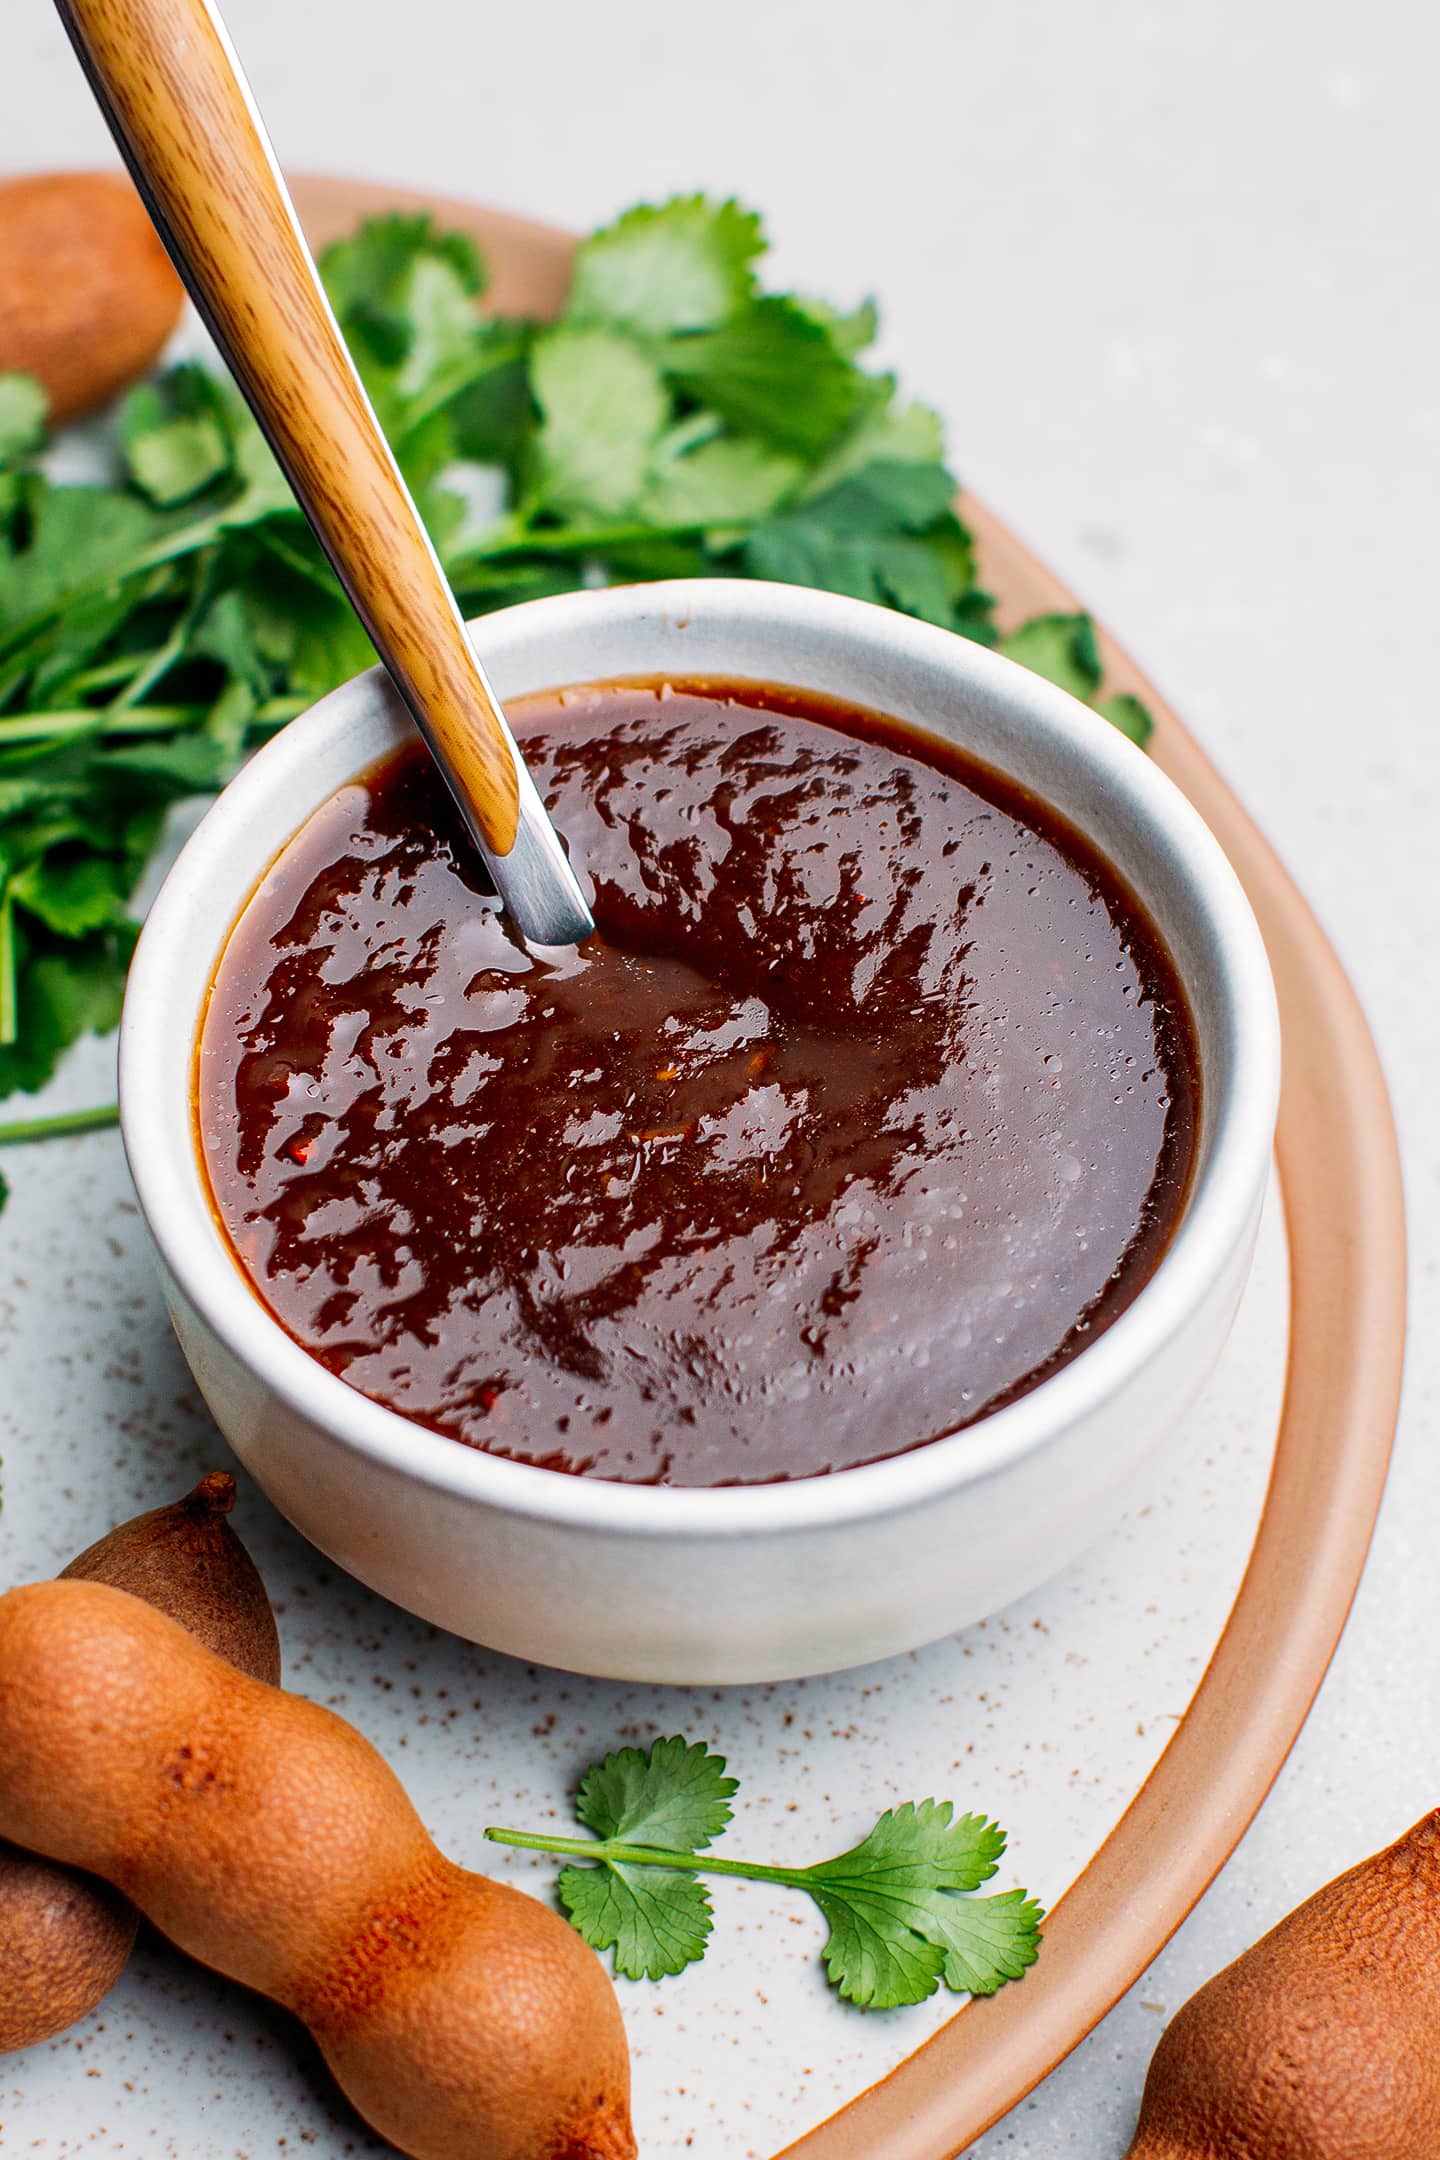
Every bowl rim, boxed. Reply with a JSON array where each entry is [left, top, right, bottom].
[[119, 577, 1280, 1540]]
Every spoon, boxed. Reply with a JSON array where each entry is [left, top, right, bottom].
[[53, 0, 594, 947]]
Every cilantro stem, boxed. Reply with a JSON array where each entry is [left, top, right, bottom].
[[450, 516, 707, 573], [113, 602, 199, 712], [0, 891, 16, 1049], [0, 703, 201, 742], [71, 652, 165, 693], [0, 695, 307, 745], [0, 1102, 120, 1146], [483, 1827, 816, 1891]]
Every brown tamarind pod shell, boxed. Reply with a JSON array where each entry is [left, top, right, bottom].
[[0, 1473, 278, 2052]]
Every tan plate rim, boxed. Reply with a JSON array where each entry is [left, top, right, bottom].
[[286, 176, 1406, 2160]]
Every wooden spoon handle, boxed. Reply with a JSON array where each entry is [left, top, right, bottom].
[[53, 0, 522, 854]]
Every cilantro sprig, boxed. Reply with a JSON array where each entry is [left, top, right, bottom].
[[0, 192, 1150, 1185], [486, 1735, 1043, 2010]]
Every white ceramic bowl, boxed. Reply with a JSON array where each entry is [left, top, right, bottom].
[[120, 580, 1279, 1684]]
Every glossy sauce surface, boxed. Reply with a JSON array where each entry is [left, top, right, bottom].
[[198, 681, 1198, 1485]]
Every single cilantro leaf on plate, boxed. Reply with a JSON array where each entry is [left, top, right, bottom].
[[813, 1882, 1043, 2009], [807, 1800, 1008, 1896], [559, 1860, 715, 1982], [530, 326, 669, 518], [665, 296, 864, 458], [567, 195, 765, 340], [811, 1886, 948, 2009], [805, 1805, 1041, 2009], [913, 1884, 1045, 1997], [999, 610, 1104, 700], [491, 1748, 1039, 2010], [0, 376, 47, 465], [576, 1735, 738, 1850]]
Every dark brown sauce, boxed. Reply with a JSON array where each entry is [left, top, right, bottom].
[[197, 680, 1198, 1486]]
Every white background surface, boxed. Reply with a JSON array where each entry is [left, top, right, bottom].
[[2, 0, 1438, 2152]]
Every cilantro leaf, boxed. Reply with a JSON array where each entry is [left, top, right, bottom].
[[1096, 691, 1153, 747], [190, 589, 271, 699], [576, 1735, 738, 1850], [238, 538, 378, 699], [747, 463, 979, 628], [566, 196, 765, 339], [530, 326, 668, 518], [812, 460, 958, 530], [321, 212, 485, 375], [121, 382, 232, 508], [811, 1888, 947, 2008], [999, 610, 1104, 700], [0, 376, 47, 465], [914, 1884, 1046, 1997], [665, 296, 864, 457], [394, 254, 487, 403], [793, 294, 879, 360], [640, 434, 803, 527], [559, 1861, 714, 1982], [125, 416, 231, 507], [0, 482, 174, 649], [803, 388, 946, 497], [803, 1802, 1042, 2006], [447, 329, 534, 469], [0, 921, 135, 1100], [550, 1739, 736, 1983], [10, 851, 131, 938], [999, 613, 1153, 741], [219, 415, 297, 527], [807, 1799, 1007, 1896]]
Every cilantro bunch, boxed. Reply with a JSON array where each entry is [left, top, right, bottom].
[[0, 193, 1148, 1183], [488, 1735, 1042, 2010]]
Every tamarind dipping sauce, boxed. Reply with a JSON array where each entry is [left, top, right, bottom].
[[197, 680, 1198, 1487]]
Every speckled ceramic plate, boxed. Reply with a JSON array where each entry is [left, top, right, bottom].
[[0, 178, 1404, 2160]]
